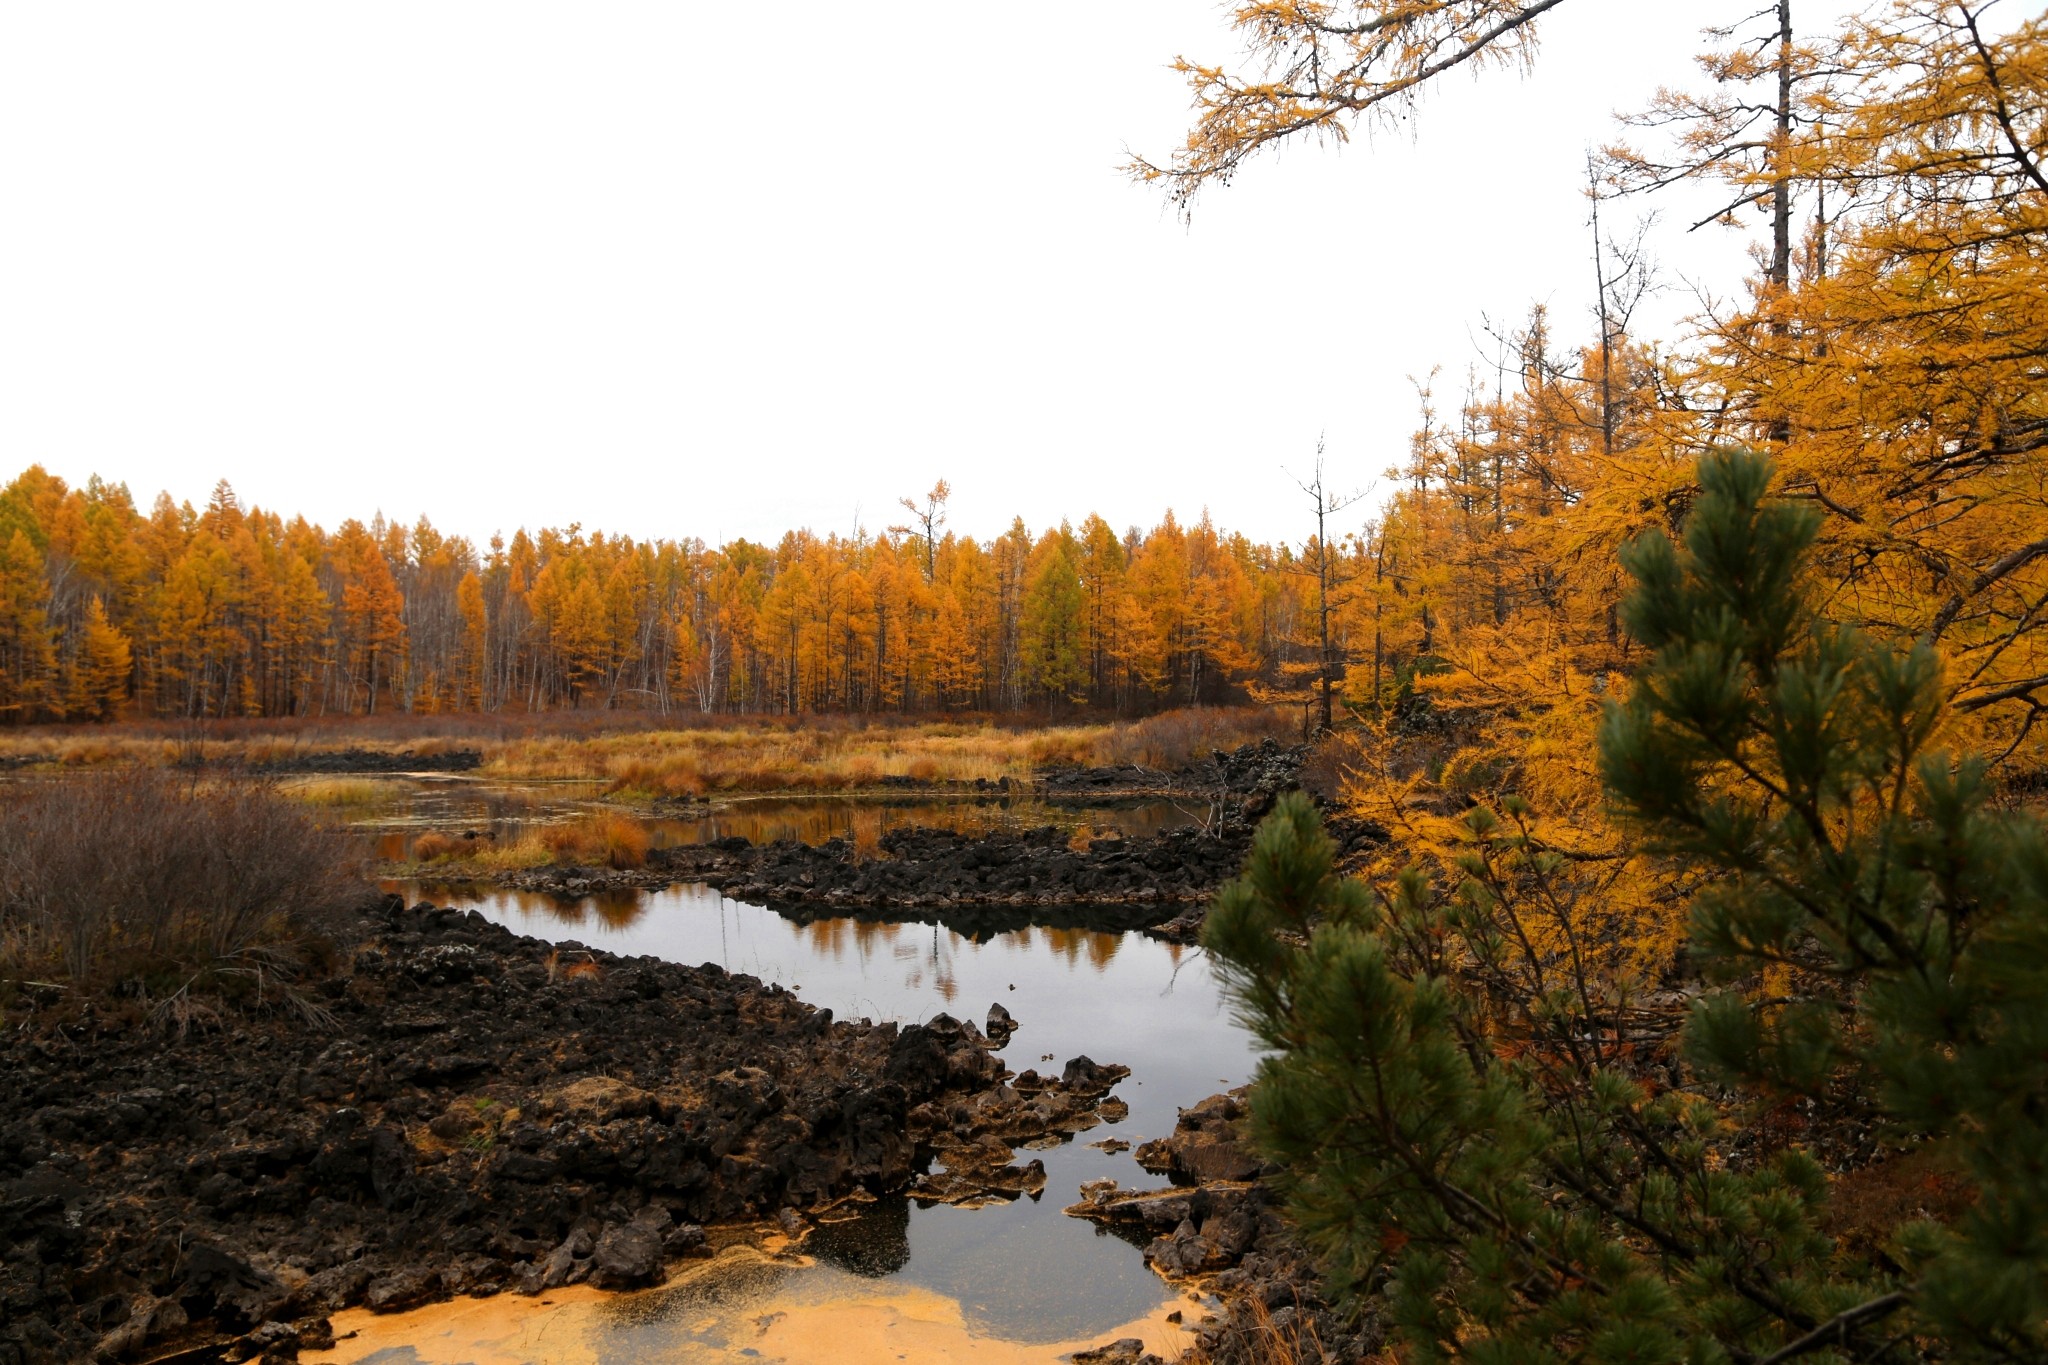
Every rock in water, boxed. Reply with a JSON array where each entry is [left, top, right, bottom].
[[1060, 1055, 1130, 1095]]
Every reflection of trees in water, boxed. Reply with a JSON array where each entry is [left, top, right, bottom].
[[805, 1196, 912, 1278], [508, 889, 586, 925], [1034, 925, 1121, 972], [800, 917, 904, 962], [481, 888, 648, 932], [588, 890, 643, 929], [934, 931, 959, 1001]]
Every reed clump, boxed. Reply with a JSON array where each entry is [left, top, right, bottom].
[[284, 777, 388, 808], [539, 812, 650, 869], [410, 831, 469, 862]]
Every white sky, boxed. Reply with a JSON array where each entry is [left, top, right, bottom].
[[0, 2, 1858, 552]]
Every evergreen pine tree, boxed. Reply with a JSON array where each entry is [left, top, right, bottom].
[[1206, 450, 2048, 1362]]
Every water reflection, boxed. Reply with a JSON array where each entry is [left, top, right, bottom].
[[386, 878, 1256, 1346], [809, 1197, 913, 1278]]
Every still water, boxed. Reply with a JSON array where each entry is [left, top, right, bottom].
[[313, 871, 1258, 1363]]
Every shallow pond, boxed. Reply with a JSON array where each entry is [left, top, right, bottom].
[[330, 775, 1199, 863], [326, 877, 1258, 1362]]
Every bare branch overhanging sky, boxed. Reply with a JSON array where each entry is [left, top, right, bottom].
[[0, 2, 1858, 551]]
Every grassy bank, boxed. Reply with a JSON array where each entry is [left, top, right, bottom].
[[0, 706, 1297, 796]]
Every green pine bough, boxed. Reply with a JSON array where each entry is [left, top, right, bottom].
[[1204, 451, 2048, 1364]]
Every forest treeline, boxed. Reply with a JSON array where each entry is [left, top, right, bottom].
[[0, 467, 1328, 723]]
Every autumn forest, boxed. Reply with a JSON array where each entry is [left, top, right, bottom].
[[6, 2, 2048, 1363], [5, 3, 2044, 777]]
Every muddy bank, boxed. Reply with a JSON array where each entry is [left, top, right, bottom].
[[0, 899, 1123, 1365], [1068, 1090, 1380, 1365]]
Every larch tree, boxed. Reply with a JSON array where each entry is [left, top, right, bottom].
[[891, 480, 951, 582], [0, 530, 56, 721], [1021, 531, 1089, 711], [66, 597, 132, 722]]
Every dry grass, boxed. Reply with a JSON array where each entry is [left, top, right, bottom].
[[282, 776, 389, 808], [550, 724, 1083, 798], [407, 813, 648, 872], [1090, 706, 1300, 769], [540, 812, 649, 869], [410, 831, 470, 862], [0, 772, 357, 995], [0, 706, 1296, 794], [1240, 1295, 1331, 1365], [505, 707, 1294, 797]]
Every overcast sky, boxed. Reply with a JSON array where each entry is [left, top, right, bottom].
[[0, 2, 1859, 552]]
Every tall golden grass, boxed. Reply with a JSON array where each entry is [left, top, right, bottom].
[[281, 777, 389, 808], [0, 706, 1296, 795], [409, 813, 649, 871]]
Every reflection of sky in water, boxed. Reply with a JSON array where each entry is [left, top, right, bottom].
[[393, 879, 1260, 1346]]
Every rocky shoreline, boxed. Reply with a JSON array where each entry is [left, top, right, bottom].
[[1065, 1090, 1380, 1365], [0, 899, 1126, 1364]]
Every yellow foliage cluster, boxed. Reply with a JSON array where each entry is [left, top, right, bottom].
[[1152, 2, 2048, 968]]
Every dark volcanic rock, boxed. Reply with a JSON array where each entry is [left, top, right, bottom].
[[1067, 1088, 1384, 1365], [1038, 738, 1309, 800], [1134, 1090, 1267, 1184], [590, 1208, 670, 1288], [985, 1002, 1015, 1045], [0, 896, 1091, 1364], [1072, 1338, 1166, 1365], [647, 823, 1254, 915]]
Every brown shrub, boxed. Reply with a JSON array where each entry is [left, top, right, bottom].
[[540, 812, 650, 869], [0, 772, 359, 989], [1093, 706, 1297, 770], [1297, 730, 1367, 802], [905, 756, 940, 782], [411, 831, 465, 862]]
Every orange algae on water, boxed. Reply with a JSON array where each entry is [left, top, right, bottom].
[[304, 1245, 1194, 1364]]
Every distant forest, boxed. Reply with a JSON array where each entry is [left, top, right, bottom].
[[0, 469, 1345, 721]]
